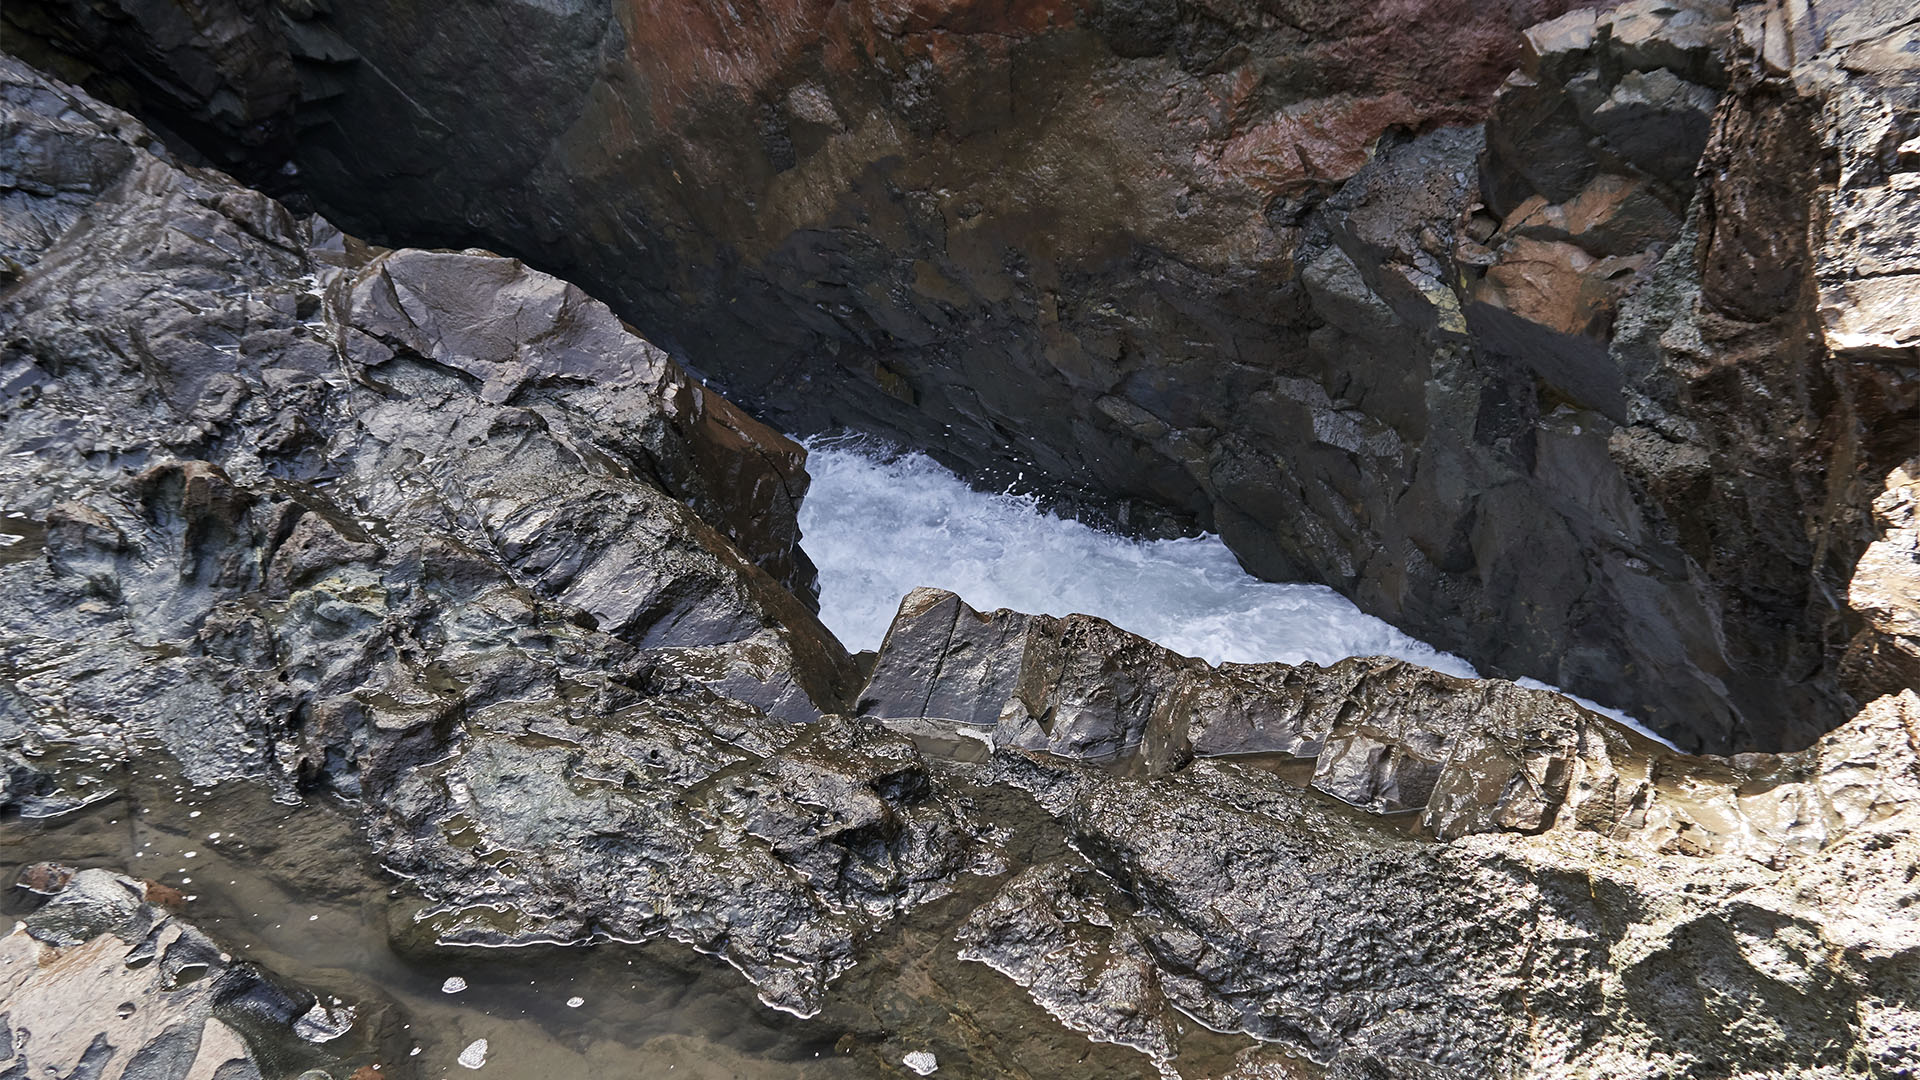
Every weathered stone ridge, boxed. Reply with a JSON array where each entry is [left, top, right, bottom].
[[862, 588, 1920, 856], [0, 53, 865, 793], [0, 50, 947, 1020]]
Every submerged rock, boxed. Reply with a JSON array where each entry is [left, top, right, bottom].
[[2, 868, 370, 1080], [371, 705, 998, 1015]]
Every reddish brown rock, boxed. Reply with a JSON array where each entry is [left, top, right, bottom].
[[1473, 236, 1651, 337], [14, 861, 76, 895]]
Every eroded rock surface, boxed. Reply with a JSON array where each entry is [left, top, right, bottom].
[[0, 53, 853, 776], [372, 710, 1001, 1015], [10, 0, 1916, 751], [865, 588, 1920, 855], [862, 590, 1920, 1077], [1845, 459, 1920, 698], [4, 43, 1920, 1080], [0, 51, 962, 1019], [958, 740, 1920, 1078]]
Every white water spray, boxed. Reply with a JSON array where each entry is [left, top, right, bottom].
[[797, 437, 1678, 749]]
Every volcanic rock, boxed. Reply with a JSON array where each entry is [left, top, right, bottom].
[[20, 0, 1917, 751], [5, 36, 1920, 1080], [862, 588, 1920, 854]]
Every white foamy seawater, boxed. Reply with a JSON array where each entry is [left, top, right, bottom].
[[798, 438, 1680, 750]]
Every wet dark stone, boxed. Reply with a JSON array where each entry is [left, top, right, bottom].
[[3, 38, 1920, 1080], [13, 0, 1898, 752]]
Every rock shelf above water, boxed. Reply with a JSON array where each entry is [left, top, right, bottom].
[[11, 0, 1916, 752], [1, 41, 1918, 1080]]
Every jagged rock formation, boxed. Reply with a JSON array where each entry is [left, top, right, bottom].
[[1847, 458, 1920, 695], [8, 0, 1915, 752], [3, 50, 1920, 1079], [950, 704, 1920, 1078], [0, 52, 991, 1020], [852, 590, 1920, 1077], [0, 48, 955, 1010], [3, 867, 371, 1079], [862, 587, 1920, 854]]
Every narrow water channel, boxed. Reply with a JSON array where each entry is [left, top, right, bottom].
[[3, 433, 1677, 1080], [797, 437, 1675, 748]]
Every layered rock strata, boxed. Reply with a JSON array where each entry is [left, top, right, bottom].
[[9, 0, 1917, 750]]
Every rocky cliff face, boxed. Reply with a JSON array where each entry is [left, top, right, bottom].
[[4, 52, 1920, 1080], [16, 0, 1916, 751]]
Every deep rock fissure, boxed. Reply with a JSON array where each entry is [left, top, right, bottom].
[[13, 0, 1915, 752], [3, 3, 1919, 1078], [795, 435, 1680, 747]]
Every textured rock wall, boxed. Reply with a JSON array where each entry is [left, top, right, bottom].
[[858, 589, 1920, 1077], [0, 52, 857, 796], [6, 58, 1920, 1078], [5, 1, 1916, 750]]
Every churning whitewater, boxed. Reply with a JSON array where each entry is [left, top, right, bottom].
[[798, 437, 1473, 669], [799, 437, 1677, 748]]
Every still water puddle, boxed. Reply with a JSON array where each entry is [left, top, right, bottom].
[[2, 751, 1248, 1079], [0, 758, 878, 1080]]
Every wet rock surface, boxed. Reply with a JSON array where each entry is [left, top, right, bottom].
[[372, 711, 1001, 1015], [3, 37, 1920, 1080], [10, 0, 1917, 751], [870, 591, 1920, 1077], [2, 868, 370, 1080]]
